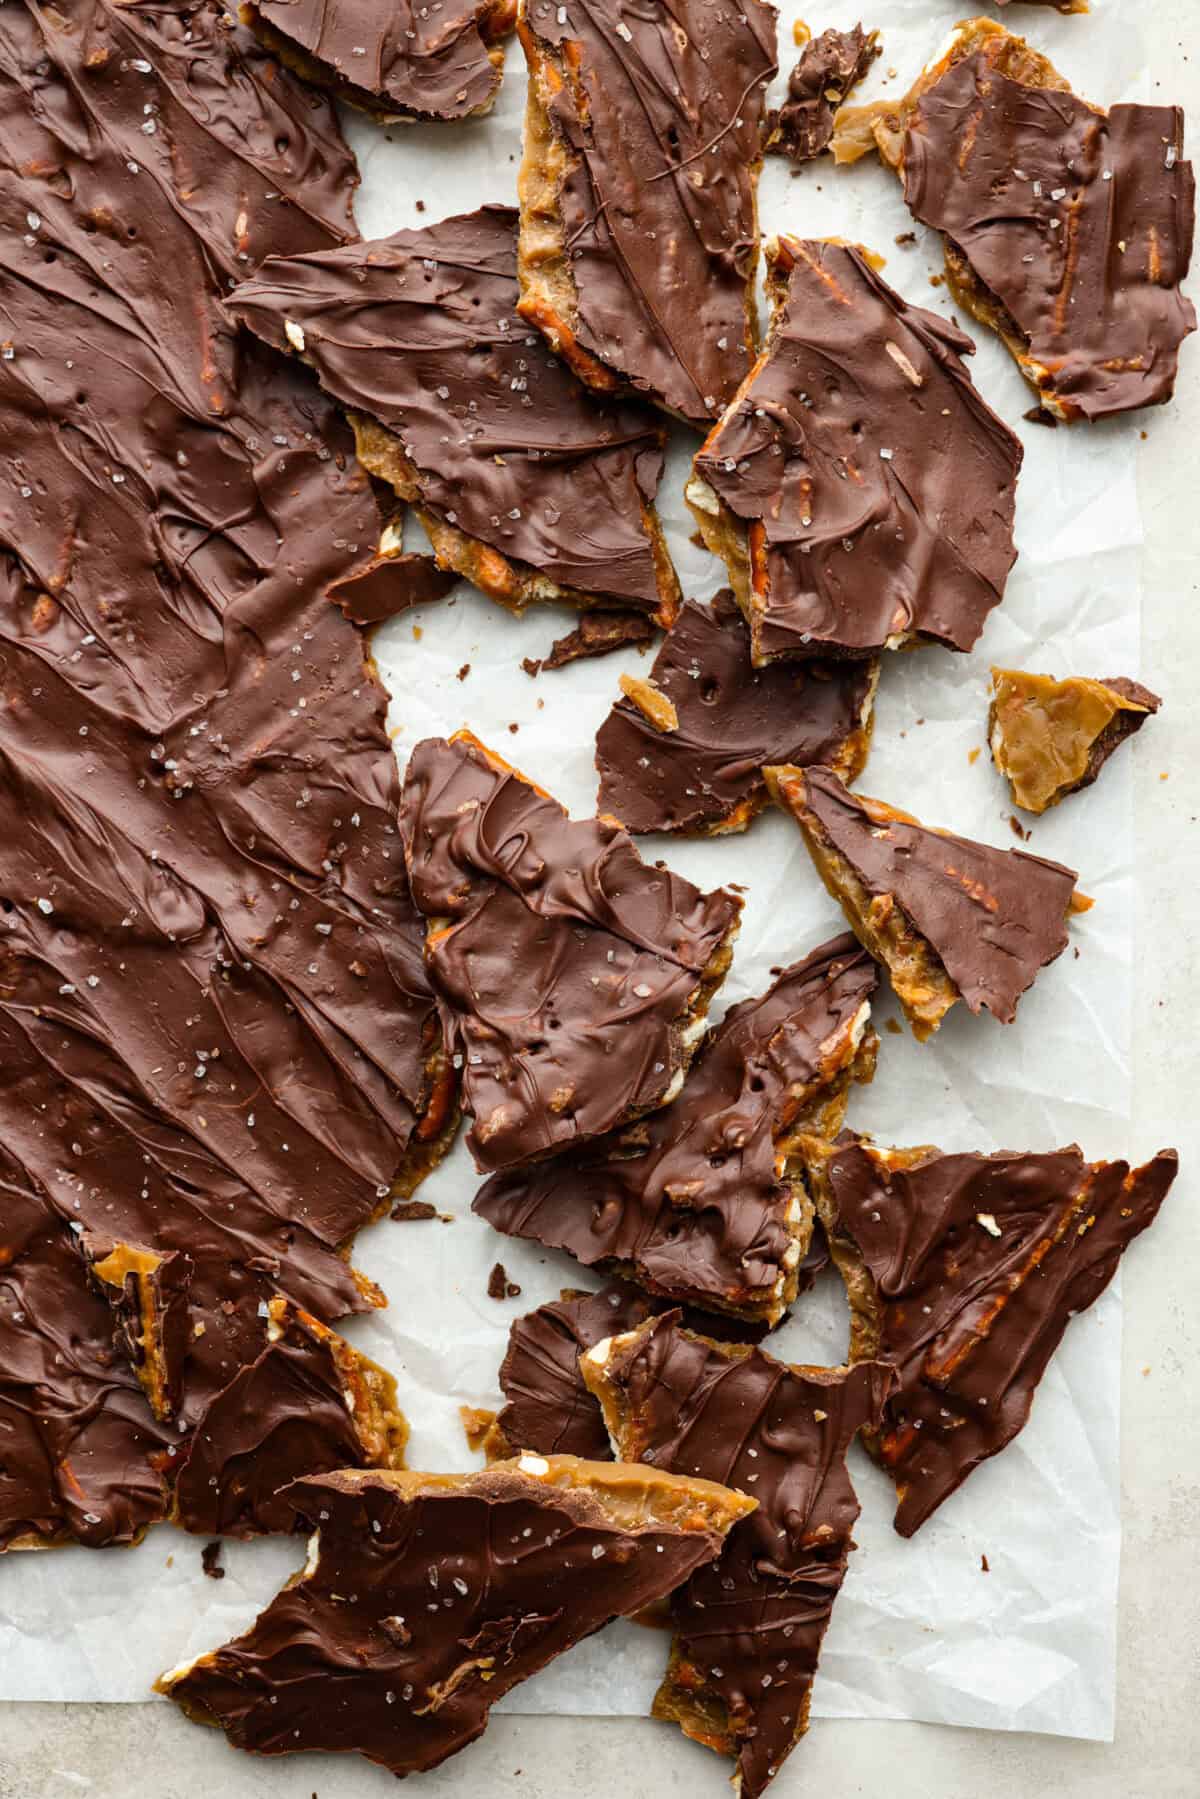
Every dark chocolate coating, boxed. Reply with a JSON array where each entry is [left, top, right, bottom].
[[229, 208, 672, 612], [328, 553, 457, 626], [770, 25, 880, 165], [1085, 676, 1162, 784], [793, 768, 1078, 1024], [522, 0, 778, 425], [160, 1463, 738, 1776], [820, 1141, 1178, 1534], [695, 240, 1023, 661], [525, 609, 657, 675], [402, 734, 741, 1172], [595, 1315, 892, 1799], [475, 938, 875, 1316], [596, 592, 875, 833], [903, 53, 1196, 420]]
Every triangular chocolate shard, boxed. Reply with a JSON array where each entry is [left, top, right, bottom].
[[157, 1455, 755, 1777], [475, 936, 877, 1322], [582, 1313, 893, 1799], [989, 668, 1161, 814], [401, 732, 742, 1173], [806, 1137, 1179, 1535], [767, 764, 1084, 1038]]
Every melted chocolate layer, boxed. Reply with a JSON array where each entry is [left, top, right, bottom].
[[402, 733, 742, 1172], [769, 25, 880, 165], [814, 1140, 1178, 1534]]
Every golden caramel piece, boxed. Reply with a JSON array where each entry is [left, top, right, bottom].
[[989, 668, 1161, 814], [617, 674, 679, 734]]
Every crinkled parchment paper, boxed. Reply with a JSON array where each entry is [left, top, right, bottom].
[[2, 0, 1166, 1746]]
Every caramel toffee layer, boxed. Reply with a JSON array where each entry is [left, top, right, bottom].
[[0, 0, 448, 1546], [692, 239, 1023, 664], [242, 0, 511, 123], [517, 0, 778, 426], [229, 207, 678, 620], [769, 766, 1081, 1035], [770, 25, 880, 166], [989, 669, 1160, 814], [158, 1458, 754, 1777], [812, 1140, 1179, 1535], [475, 937, 877, 1322], [596, 592, 877, 835], [402, 733, 741, 1173], [583, 1314, 893, 1799]]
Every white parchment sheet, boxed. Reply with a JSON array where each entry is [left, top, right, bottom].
[[1, 0, 1167, 1748]]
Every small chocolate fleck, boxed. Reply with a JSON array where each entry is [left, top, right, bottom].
[[201, 1541, 226, 1581]]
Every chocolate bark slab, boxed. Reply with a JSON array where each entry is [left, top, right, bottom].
[[767, 765, 1084, 1040], [241, 0, 513, 123], [596, 592, 877, 835], [516, 0, 779, 427], [690, 238, 1023, 665], [833, 19, 1195, 421], [229, 207, 680, 626], [401, 732, 742, 1173], [157, 1456, 756, 1777], [989, 668, 1161, 814], [806, 1138, 1178, 1535], [769, 24, 880, 166], [475, 937, 877, 1323], [582, 1313, 893, 1799]]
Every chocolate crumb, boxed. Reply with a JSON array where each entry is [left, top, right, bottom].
[[1008, 814, 1031, 841], [201, 1541, 226, 1581], [508, 723, 519, 734], [981, 1553, 990, 1574], [391, 1200, 438, 1222], [1023, 407, 1058, 428], [416, 200, 426, 213], [895, 231, 917, 246], [487, 1262, 521, 1300], [457, 663, 471, 681]]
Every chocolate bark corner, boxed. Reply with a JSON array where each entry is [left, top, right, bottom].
[[989, 668, 1161, 813]]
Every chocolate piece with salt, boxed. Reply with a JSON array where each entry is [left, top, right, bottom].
[[770, 24, 880, 165]]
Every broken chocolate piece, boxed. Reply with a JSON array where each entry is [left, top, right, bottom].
[[157, 1456, 755, 1777], [769, 24, 881, 165], [486, 1262, 521, 1301], [229, 207, 679, 625], [401, 732, 742, 1173], [522, 609, 657, 676], [201, 1542, 226, 1580], [834, 19, 1196, 419], [241, 0, 513, 123], [391, 1200, 439, 1222], [806, 1138, 1178, 1534], [476, 938, 877, 1323], [582, 1313, 893, 1799], [767, 766, 1083, 1039], [691, 238, 1022, 664], [516, 0, 778, 426], [989, 668, 1161, 814], [328, 552, 457, 626], [596, 593, 877, 834]]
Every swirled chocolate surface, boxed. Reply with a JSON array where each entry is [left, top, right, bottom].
[[518, 0, 778, 426], [815, 1140, 1178, 1534], [596, 592, 877, 834], [694, 239, 1022, 662], [402, 732, 741, 1172], [583, 1313, 893, 1799], [769, 24, 880, 166], [158, 1458, 752, 1776], [475, 937, 876, 1320], [229, 208, 675, 613]]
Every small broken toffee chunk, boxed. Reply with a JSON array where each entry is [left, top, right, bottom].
[[582, 1313, 893, 1799], [691, 238, 1022, 665], [157, 1456, 755, 1778], [241, 0, 513, 124], [805, 1137, 1178, 1534], [172, 1300, 408, 1539], [401, 732, 742, 1173], [989, 668, 1161, 814], [523, 609, 657, 676], [834, 19, 1196, 420], [475, 938, 878, 1323], [769, 25, 881, 166], [229, 208, 679, 626], [516, 0, 778, 426], [82, 1237, 194, 1425], [767, 765, 1084, 1040], [596, 593, 878, 835]]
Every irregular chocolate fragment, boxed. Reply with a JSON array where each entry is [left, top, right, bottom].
[[172, 1300, 408, 1539], [230, 208, 679, 625], [767, 766, 1084, 1039], [391, 1200, 439, 1222], [402, 733, 742, 1173], [524, 610, 658, 677], [597, 593, 877, 835], [328, 551, 458, 627], [487, 1262, 522, 1301], [691, 238, 1022, 664], [989, 668, 1161, 814], [241, 0, 514, 123], [769, 24, 880, 165], [476, 938, 877, 1323], [201, 1542, 226, 1580], [834, 19, 1196, 420], [517, 0, 778, 426], [806, 1138, 1178, 1534], [582, 1313, 893, 1799], [157, 1456, 756, 1777]]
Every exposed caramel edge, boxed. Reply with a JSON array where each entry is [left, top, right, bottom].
[[988, 667, 1154, 815], [87, 1241, 175, 1423]]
